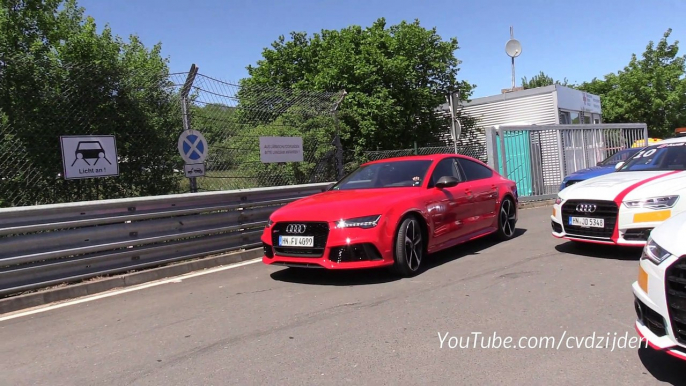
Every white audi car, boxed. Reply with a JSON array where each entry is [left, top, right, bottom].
[[551, 136, 686, 246], [633, 210, 686, 360]]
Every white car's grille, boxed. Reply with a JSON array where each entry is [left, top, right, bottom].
[[560, 200, 618, 240], [666, 258, 686, 344]]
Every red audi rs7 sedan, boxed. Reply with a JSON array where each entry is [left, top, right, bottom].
[[261, 154, 519, 277]]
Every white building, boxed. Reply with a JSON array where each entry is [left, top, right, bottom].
[[442, 84, 602, 144], [439, 85, 605, 197]]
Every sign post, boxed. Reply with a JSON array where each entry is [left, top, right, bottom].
[[178, 129, 208, 192]]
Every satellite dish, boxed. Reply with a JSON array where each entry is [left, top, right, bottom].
[[505, 39, 522, 58]]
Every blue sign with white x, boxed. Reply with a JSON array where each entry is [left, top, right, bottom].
[[178, 130, 208, 164]]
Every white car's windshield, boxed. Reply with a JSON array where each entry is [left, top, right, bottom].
[[331, 160, 432, 190], [599, 148, 640, 166], [618, 142, 686, 172]]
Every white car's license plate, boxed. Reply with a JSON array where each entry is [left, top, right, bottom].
[[569, 217, 604, 228], [279, 236, 314, 247]]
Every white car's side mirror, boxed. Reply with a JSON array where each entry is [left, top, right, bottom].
[[615, 161, 625, 170]]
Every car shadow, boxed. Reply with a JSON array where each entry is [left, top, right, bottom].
[[638, 346, 686, 385], [425, 228, 528, 270], [269, 266, 401, 286], [554, 242, 642, 261], [269, 228, 528, 286]]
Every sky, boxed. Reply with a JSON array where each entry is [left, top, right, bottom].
[[75, 0, 686, 99]]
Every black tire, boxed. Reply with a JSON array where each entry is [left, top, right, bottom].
[[391, 216, 425, 277], [495, 196, 517, 240]]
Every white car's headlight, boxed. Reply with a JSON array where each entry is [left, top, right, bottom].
[[555, 195, 563, 205], [642, 237, 672, 265], [623, 195, 679, 210], [336, 215, 381, 229]]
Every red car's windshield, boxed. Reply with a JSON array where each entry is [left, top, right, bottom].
[[331, 160, 433, 190]]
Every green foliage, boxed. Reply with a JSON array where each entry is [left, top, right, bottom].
[[576, 29, 686, 138], [0, 0, 183, 206], [241, 18, 474, 163], [521, 71, 568, 89]]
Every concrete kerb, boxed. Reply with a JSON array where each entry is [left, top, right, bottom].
[[518, 199, 555, 209], [0, 199, 553, 315]]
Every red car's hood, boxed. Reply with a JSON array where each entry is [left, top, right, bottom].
[[270, 188, 417, 222]]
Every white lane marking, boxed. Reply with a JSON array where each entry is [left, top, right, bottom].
[[0, 257, 262, 322]]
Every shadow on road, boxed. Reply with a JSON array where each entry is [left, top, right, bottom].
[[269, 228, 528, 286], [638, 347, 686, 386], [554, 241, 642, 261]]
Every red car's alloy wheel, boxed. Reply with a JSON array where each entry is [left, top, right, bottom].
[[497, 197, 517, 240], [392, 216, 424, 277]]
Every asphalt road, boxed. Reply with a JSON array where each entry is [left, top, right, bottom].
[[2, 206, 686, 385]]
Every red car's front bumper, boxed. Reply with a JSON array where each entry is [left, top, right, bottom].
[[261, 220, 396, 269]]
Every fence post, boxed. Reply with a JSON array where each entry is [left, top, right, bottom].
[[413, 141, 417, 155], [499, 127, 508, 178], [643, 123, 649, 146], [446, 91, 461, 154], [179, 64, 199, 192], [332, 90, 348, 180]]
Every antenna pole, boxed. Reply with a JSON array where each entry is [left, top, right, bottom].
[[511, 57, 515, 91], [510, 26, 515, 90]]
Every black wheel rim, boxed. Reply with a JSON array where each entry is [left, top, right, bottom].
[[500, 199, 516, 237], [404, 220, 422, 271]]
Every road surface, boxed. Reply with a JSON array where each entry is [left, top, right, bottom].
[[1, 206, 685, 385]]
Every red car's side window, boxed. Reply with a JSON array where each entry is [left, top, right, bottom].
[[457, 159, 493, 181]]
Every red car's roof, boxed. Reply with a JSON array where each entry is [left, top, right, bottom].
[[362, 153, 472, 166]]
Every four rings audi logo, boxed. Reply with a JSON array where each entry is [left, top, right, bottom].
[[285, 224, 307, 233], [576, 203, 597, 213]]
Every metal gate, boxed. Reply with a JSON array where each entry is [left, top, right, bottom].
[[485, 123, 649, 200]]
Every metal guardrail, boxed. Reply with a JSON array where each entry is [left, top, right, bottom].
[[0, 182, 331, 297]]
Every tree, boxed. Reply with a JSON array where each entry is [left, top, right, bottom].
[[0, 0, 183, 206], [521, 71, 568, 89], [576, 29, 686, 138], [240, 18, 475, 161]]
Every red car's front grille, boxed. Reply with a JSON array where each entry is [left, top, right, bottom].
[[271, 221, 329, 258]]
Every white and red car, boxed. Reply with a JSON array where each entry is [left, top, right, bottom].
[[551, 136, 686, 246], [633, 210, 686, 360]]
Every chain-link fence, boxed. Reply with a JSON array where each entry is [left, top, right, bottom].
[[0, 64, 188, 208], [185, 74, 345, 191], [0, 62, 345, 207], [362, 142, 487, 162]]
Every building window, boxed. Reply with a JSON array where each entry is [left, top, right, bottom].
[[570, 111, 580, 124], [559, 111, 570, 124]]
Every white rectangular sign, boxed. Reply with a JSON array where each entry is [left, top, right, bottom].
[[60, 135, 119, 180], [259, 136, 304, 163], [184, 163, 205, 177], [556, 86, 602, 114]]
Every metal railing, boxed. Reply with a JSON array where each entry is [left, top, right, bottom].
[[0, 183, 330, 297], [485, 123, 649, 200]]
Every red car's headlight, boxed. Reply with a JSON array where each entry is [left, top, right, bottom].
[[336, 215, 381, 229]]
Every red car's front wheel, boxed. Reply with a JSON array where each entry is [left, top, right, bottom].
[[391, 216, 424, 277]]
